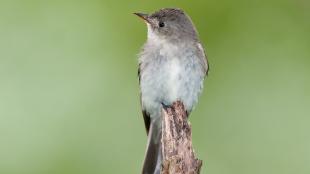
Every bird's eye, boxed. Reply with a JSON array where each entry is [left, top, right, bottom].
[[159, 22, 165, 27]]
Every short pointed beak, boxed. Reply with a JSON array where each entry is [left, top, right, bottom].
[[134, 12, 150, 23]]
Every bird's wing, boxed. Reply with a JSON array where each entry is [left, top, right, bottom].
[[142, 109, 151, 135], [196, 42, 209, 76], [138, 63, 151, 135]]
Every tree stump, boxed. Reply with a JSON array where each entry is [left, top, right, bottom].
[[161, 101, 202, 174]]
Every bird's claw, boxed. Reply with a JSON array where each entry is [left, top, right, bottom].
[[161, 102, 171, 110]]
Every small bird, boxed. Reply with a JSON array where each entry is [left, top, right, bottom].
[[134, 8, 209, 174]]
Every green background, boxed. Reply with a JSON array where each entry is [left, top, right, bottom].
[[0, 0, 309, 174]]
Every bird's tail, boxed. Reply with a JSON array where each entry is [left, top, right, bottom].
[[142, 119, 162, 174]]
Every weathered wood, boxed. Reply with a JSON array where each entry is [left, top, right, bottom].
[[161, 101, 202, 174]]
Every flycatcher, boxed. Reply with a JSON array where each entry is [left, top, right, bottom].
[[135, 8, 209, 174]]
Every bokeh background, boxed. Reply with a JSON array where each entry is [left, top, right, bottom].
[[0, 0, 309, 174]]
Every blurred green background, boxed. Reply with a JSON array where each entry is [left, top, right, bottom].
[[0, 0, 309, 174]]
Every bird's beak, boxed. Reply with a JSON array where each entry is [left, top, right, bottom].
[[134, 12, 150, 24]]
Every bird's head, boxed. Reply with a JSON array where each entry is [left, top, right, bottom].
[[134, 8, 198, 43]]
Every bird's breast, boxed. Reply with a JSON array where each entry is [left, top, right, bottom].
[[140, 43, 204, 116]]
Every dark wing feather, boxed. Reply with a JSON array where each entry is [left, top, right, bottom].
[[138, 63, 151, 134], [142, 110, 151, 134], [138, 63, 141, 83]]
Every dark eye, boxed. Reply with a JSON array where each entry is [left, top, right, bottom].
[[159, 22, 165, 27]]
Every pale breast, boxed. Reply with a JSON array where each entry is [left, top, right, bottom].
[[139, 42, 205, 117]]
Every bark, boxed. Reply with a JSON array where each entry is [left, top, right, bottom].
[[161, 101, 202, 174]]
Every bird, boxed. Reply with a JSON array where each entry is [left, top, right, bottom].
[[134, 8, 209, 174]]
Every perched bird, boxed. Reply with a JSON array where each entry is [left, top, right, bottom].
[[134, 8, 209, 174]]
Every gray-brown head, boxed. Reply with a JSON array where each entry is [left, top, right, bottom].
[[134, 8, 198, 42]]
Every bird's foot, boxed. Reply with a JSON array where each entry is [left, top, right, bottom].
[[161, 102, 172, 111]]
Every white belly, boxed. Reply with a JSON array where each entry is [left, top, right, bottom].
[[140, 52, 204, 118]]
